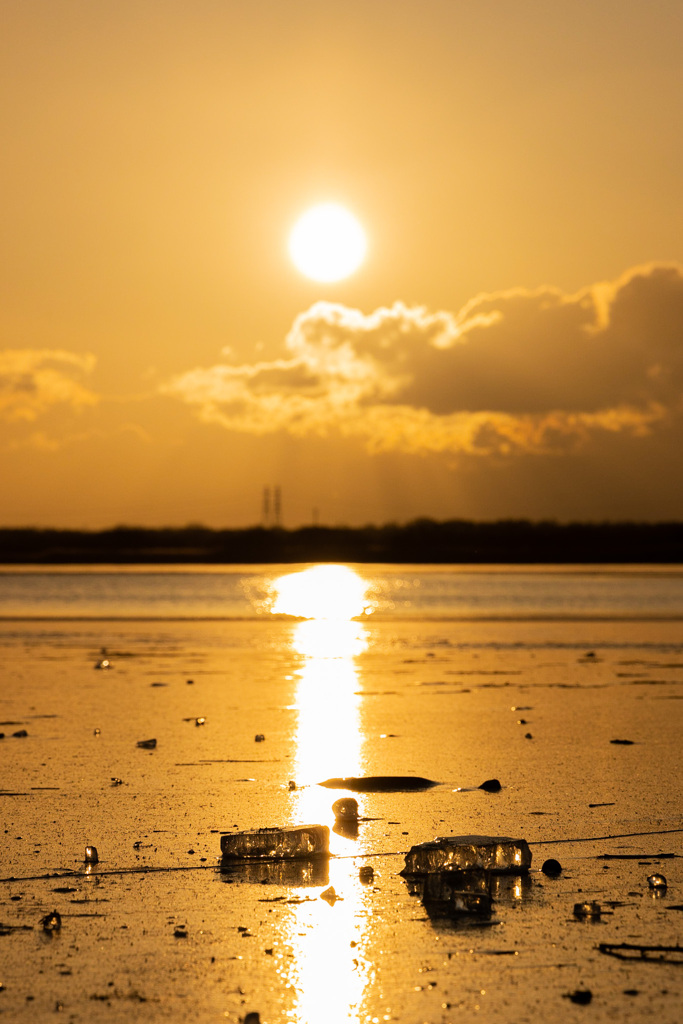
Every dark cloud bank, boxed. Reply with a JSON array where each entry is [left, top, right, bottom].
[[165, 262, 683, 461]]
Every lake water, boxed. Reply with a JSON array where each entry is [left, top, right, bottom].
[[1, 563, 682, 1022], [1, 563, 682, 621]]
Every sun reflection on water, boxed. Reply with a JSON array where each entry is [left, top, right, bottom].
[[269, 565, 374, 1024]]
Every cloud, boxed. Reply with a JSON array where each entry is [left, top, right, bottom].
[[0, 349, 98, 422], [163, 262, 683, 457]]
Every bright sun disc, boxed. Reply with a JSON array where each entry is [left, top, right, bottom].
[[289, 203, 367, 283]]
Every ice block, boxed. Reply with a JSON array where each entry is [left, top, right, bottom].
[[402, 834, 531, 875], [220, 824, 329, 861]]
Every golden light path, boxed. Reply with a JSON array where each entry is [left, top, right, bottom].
[[268, 566, 381, 1024]]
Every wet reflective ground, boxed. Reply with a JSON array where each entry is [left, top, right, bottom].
[[1, 611, 682, 1022]]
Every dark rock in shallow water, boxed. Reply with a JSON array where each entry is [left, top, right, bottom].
[[332, 797, 359, 820], [542, 858, 562, 877], [565, 990, 592, 1005], [318, 775, 439, 792], [478, 778, 502, 793]]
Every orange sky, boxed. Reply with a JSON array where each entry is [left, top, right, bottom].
[[2, 0, 682, 528]]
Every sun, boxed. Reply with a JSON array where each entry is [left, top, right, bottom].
[[288, 203, 367, 283]]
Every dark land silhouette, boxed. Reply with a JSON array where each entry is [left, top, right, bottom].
[[1, 520, 681, 564]]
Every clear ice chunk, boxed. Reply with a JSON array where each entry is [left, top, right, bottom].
[[402, 834, 531, 875], [220, 824, 329, 861]]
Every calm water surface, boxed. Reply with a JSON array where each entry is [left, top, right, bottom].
[[1, 563, 682, 619]]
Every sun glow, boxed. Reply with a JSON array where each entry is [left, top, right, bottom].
[[289, 202, 367, 283], [270, 564, 370, 620]]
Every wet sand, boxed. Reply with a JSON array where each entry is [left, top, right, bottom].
[[1, 616, 682, 1022]]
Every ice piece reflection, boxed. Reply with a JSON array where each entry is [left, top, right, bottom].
[[270, 565, 374, 1024]]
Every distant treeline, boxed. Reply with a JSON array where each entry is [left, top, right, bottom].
[[0, 520, 682, 564]]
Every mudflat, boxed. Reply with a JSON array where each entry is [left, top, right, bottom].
[[1, 616, 681, 1022]]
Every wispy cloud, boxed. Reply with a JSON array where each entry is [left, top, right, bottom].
[[0, 349, 98, 422], [162, 263, 683, 457]]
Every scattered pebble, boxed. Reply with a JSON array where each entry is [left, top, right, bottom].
[[137, 738, 157, 749], [610, 738, 634, 745], [565, 989, 592, 1004], [359, 865, 374, 884], [254, 734, 265, 742]]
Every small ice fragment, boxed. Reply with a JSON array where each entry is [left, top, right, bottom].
[[254, 734, 265, 742], [94, 659, 111, 670], [648, 873, 667, 890], [359, 865, 374, 884], [332, 797, 358, 821], [402, 835, 531, 876], [111, 777, 123, 786], [320, 885, 340, 904], [41, 910, 62, 932], [220, 824, 329, 861], [195, 717, 206, 726], [542, 858, 562, 877], [573, 900, 601, 919], [137, 738, 157, 749], [478, 778, 502, 793], [84, 845, 98, 864], [93, 728, 101, 736]]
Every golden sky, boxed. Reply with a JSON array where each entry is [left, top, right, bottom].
[[2, 0, 682, 528]]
